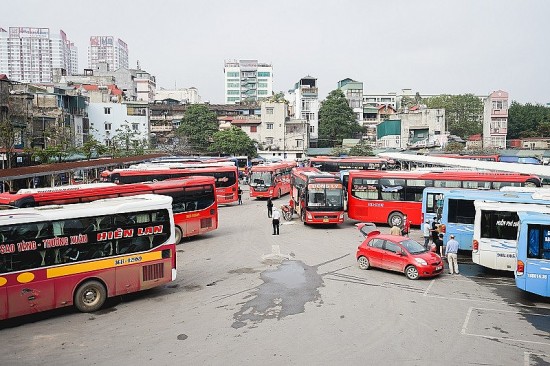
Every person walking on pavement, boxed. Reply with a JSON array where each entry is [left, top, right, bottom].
[[445, 234, 460, 274], [272, 207, 281, 235], [267, 197, 273, 218], [237, 187, 243, 205], [423, 220, 431, 249]]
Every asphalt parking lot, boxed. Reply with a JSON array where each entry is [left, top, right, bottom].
[[1, 187, 549, 366]]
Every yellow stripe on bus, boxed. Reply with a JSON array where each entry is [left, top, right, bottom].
[[46, 251, 163, 278]]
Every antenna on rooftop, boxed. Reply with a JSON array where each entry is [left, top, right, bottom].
[[136, 60, 140, 70]]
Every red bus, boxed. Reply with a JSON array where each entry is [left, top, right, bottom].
[[347, 170, 542, 227], [0, 178, 218, 244], [309, 156, 392, 173], [432, 154, 499, 162], [249, 161, 295, 199], [0, 194, 176, 319], [100, 165, 239, 204], [290, 167, 345, 224]]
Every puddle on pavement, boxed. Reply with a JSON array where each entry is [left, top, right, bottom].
[[232, 260, 323, 329]]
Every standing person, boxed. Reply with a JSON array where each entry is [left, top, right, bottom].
[[267, 197, 273, 218], [434, 233, 444, 256], [390, 225, 402, 235], [237, 187, 243, 205], [402, 215, 410, 237], [445, 234, 460, 275], [431, 219, 439, 244], [272, 207, 281, 235], [423, 220, 431, 249]]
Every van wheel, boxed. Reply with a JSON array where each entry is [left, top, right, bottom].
[[175, 227, 183, 244], [74, 280, 107, 312]]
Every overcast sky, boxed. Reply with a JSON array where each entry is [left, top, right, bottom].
[[5, 0, 550, 104]]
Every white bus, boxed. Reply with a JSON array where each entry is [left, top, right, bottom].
[[472, 200, 550, 271]]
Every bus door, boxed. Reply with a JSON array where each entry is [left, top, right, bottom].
[[522, 224, 550, 296]]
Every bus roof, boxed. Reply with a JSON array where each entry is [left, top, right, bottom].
[[517, 210, 550, 224], [0, 194, 173, 225], [444, 189, 550, 205], [250, 161, 295, 171], [474, 200, 550, 213], [348, 169, 538, 181], [103, 165, 238, 176], [17, 183, 117, 194]]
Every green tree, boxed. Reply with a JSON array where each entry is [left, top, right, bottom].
[[349, 141, 374, 156], [109, 123, 148, 157], [176, 104, 218, 153], [330, 146, 347, 157], [0, 115, 17, 168], [318, 89, 362, 148], [209, 126, 257, 156], [425, 94, 483, 139], [79, 136, 107, 160], [508, 102, 550, 139]]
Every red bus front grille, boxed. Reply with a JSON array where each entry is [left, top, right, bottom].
[[143, 263, 164, 281], [201, 217, 212, 228], [313, 214, 339, 219]]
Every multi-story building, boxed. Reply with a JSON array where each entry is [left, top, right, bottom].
[[88, 100, 149, 150], [0, 27, 78, 83], [286, 76, 319, 147], [337, 78, 363, 122], [88, 36, 129, 72], [257, 101, 308, 160], [482, 90, 508, 149], [224, 59, 273, 104]]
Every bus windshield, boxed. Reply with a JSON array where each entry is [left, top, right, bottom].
[[250, 172, 272, 187], [307, 183, 343, 210]]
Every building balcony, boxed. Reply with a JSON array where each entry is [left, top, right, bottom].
[[151, 125, 174, 132], [491, 109, 508, 116]]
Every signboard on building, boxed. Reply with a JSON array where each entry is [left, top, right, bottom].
[[239, 60, 258, 71], [90, 36, 114, 46], [9, 27, 50, 39]]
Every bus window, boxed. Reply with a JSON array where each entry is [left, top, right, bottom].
[[480, 210, 519, 240], [380, 178, 405, 201], [447, 199, 475, 224]]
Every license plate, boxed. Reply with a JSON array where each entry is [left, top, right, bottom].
[[436, 266, 442, 270], [323, 218, 329, 223]]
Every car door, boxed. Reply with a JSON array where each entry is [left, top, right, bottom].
[[366, 238, 385, 268], [383, 241, 407, 272]]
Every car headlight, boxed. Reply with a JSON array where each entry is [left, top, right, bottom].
[[415, 258, 428, 266]]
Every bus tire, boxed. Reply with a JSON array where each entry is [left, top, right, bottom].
[[175, 226, 183, 244], [74, 280, 107, 313], [388, 212, 404, 228]]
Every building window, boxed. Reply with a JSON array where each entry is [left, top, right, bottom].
[[309, 125, 315, 133], [105, 123, 112, 131], [250, 126, 257, 133], [132, 123, 139, 131], [266, 108, 274, 115], [258, 72, 270, 77], [226, 72, 239, 77], [266, 123, 274, 130], [258, 90, 268, 95], [266, 137, 273, 144], [104, 107, 111, 114], [227, 90, 240, 95]]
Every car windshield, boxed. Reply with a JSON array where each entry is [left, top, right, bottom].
[[400, 239, 427, 254]]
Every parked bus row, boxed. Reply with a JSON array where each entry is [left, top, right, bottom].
[[432, 153, 542, 165], [0, 177, 218, 244]]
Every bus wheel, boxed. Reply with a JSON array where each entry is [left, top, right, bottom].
[[175, 227, 183, 244], [388, 212, 404, 227], [74, 280, 107, 312]]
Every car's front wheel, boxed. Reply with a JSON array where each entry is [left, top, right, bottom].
[[405, 265, 419, 280], [357, 256, 370, 270]]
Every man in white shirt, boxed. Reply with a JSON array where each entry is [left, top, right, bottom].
[[423, 220, 431, 249], [272, 208, 281, 235]]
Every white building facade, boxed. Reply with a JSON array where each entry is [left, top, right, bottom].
[[88, 36, 129, 71], [155, 87, 202, 104], [482, 90, 508, 149], [88, 101, 149, 148], [0, 27, 78, 83], [287, 76, 319, 147], [224, 59, 273, 104]]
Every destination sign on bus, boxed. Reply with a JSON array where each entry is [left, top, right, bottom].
[[308, 183, 342, 189]]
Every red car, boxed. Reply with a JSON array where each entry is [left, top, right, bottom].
[[356, 228, 444, 280]]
